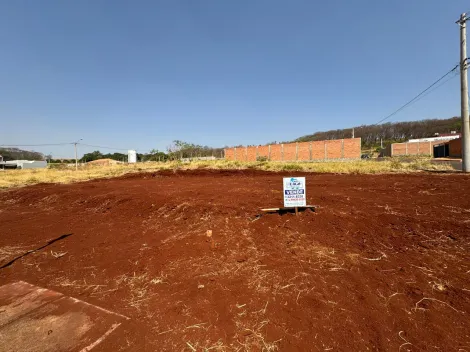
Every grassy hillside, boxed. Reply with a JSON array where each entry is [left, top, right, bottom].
[[294, 117, 461, 148]]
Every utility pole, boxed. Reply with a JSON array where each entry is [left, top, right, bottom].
[[74, 143, 78, 171], [352, 128, 355, 138], [458, 13, 470, 172], [73, 139, 83, 171]]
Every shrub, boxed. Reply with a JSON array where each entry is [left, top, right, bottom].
[[281, 163, 303, 171], [390, 158, 402, 170], [26, 177, 40, 183]]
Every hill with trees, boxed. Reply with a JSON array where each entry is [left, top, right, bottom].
[[293, 117, 462, 149], [0, 148, 45, 161], [5, 116, 461, 163]]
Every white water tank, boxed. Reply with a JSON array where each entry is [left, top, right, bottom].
[[128, 150, 137, 163]]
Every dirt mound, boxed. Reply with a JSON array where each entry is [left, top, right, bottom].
[[87, 158, 122, 166], [0, 170, 469, 351]]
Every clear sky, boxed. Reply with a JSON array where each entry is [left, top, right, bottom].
[[0, 0, 469, 158]]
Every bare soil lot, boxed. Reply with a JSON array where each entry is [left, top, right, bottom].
[[1, 170, 469, 351]]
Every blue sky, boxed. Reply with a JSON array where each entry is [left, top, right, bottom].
[[0, 0, 468, 158]]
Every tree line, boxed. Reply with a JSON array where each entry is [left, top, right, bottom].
[[293, 117, 462, 149], [0, 148, 45, 161], [5, 116, 461, 163], [166, 140, 224, 159], [50, 150, 169, 163], [46, 140, 224, 163]]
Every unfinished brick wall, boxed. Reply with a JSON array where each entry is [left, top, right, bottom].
[[449, 138, 462, 157], [390, 141, 440, 156], [417, 142, 433, 155], [224, 138, 362, 161], [282, 144, 297, 161], [246, 147, 256, 161], [225, 148, 235, 160], [407, 143, 419, 155], [326, 140, 342, 159], [311, 141, 326, 160], [392, 143, 407, 156], [344, 138, 361, 159], [258, 146, 269, 159], [270, 144, 282, 160], [297, 142, 310, 161]]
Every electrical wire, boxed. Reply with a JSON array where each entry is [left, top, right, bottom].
[[404, 69, 459, 107], [0, 143, 73, 147], [1, 142, 147, 154], [77, 143, 129, 151], [375, 64, 460, 125]]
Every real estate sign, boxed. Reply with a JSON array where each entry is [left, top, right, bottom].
[[283, 177, 306, 207]]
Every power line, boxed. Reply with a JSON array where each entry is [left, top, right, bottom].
[[78, 143, 130, 151], [79, 143, 152, 154], [405, 69, 459, 106], [375, 64, 460, 125], [0, 143, 73, 147], [0, 141, 147, 154]]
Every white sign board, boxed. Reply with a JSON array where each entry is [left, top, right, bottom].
[[283, 177, 306, 207]]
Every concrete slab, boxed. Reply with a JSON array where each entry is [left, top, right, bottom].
[[0, 281, 64, 327], [0, 281, 128, 352]]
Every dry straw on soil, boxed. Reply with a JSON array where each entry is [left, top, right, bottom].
[[0, 158, 454, 189]]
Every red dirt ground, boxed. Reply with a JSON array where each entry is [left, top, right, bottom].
[[1, 170, 469, 351]]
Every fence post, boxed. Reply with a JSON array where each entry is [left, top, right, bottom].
[[341, 139, 345, 159], [281, 144, 284, 161], [295, 143, 299, 161], [429, 141, 432, 156], [324, 141, 327, 160], [405, 143, 408, 156], [391, 143, 394, 157], [309, 142, 312, 161], [256, 146, 259, 161], [234, 147, 237, 161], [245, 146, 248, 161], [268, 145, 271, 160]]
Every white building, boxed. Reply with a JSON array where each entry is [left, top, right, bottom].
[[128, 150, 137, 163], [4, 160, 47, 169], [408, 133, 461, 143]]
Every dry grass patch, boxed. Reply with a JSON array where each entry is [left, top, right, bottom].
[[115, 271, 168, 310], [0, 158, 455, 189], [0, 245, 30, 263]]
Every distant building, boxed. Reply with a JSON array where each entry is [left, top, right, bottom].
[[382, 131, 463, 157], [3, 160, 47, 169], [408, 132, 461, 143], [433, 138, 462, 158]]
